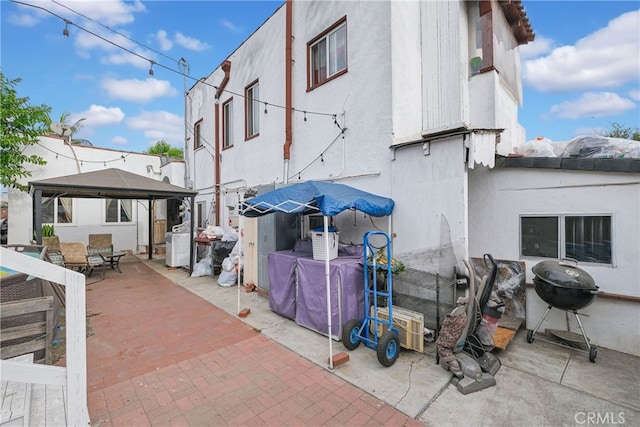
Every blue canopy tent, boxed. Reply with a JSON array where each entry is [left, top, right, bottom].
[[239, 181, 395, 368]]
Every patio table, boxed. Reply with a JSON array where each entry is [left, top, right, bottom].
[[100, 251, 127, 273]]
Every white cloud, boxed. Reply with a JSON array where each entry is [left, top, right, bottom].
[[50, 0, 145, 27], [155, 30, 173, 51], [545, 92, 636, 120], [175, 32, 210, 52], [523, 10, 640, 92], [111, 136, 128, 145], [7, 12, 40, 27], [126, 111, 183, 146], [629, 90, 640, 101], [73, 105, 125, 127], [519, 35, 554, 60], [101, 78, 178, 103], [221, 20, 243, 33]]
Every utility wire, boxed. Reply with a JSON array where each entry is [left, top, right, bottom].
[[51, 0, 182, 66], [11, 0, 340, 120]]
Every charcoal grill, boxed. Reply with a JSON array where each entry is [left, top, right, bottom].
[[526, 259, 603, 363]]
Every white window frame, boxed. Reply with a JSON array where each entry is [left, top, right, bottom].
[[196, 201, 206, 229], [104, 199, 134, 224], [309, 18, 347, 89], [520, 214, 614, 266], [223, 98, 233, 148], [42, 196, 75, 226], [245, 81, 259, 139]]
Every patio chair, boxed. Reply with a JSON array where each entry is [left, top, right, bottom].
[[60, 242, 106, 279], [88, 233, 113, 258], [41, 235, 65, 266]]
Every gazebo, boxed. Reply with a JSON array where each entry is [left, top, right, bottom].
[[29, 168, 197, 272]]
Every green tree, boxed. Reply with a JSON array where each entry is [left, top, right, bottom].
[[146, 139, 184, 159], [1, 72, 52, 191], [601, 122, 640, 141]]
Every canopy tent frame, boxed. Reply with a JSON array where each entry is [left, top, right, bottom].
[[28, 168, 197, 273], [239, 181, 395, 369]]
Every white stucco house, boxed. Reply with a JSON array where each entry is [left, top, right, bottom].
[[182, 0, 637, 355], [7, 135, 187, 254]]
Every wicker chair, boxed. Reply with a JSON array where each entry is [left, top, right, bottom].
[[60, 242, 106, 279]]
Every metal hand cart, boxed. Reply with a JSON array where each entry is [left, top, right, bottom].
[[341, 231, 400, 367]]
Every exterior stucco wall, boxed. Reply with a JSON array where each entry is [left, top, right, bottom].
[[185, 1, 524, 280], [390, 137, 468, 274], [468, 165, 640, 355], [8, 136, 171, 253]]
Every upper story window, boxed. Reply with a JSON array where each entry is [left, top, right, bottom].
[[308, 18, 347, 89], [245, 80, 259, 139], [105, 199, 133, 223], [42, 197, 73, 224], [223, 99, 234, 149], [194, 119, 203, 149], [521, 215, 612, 265]]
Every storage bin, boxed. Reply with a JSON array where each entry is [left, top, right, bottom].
[[311, 231, 339, 261]]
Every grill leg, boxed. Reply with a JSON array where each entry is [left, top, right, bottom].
[[531, 304, 553, 336], [572, 310, 592, 351]]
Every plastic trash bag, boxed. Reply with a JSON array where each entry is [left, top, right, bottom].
[[217, 269, 237, 287], [190, 257, 212, 277]]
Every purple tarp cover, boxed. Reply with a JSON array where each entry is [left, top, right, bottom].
[[267, 241, 365, 338]]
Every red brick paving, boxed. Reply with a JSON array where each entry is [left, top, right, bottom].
[[74, 258, 421, 426]]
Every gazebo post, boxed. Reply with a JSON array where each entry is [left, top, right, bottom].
[[148, 200, 153, 260], [33, 189, 43, 244]]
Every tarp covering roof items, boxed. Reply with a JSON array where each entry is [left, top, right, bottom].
[[240, 181, 395, 217], [29, 168, 197, 199]]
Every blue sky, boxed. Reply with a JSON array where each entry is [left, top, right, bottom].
[[1, 0, 639, 154]]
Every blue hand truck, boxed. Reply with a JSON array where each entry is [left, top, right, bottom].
[[341, 231, 400, 367]]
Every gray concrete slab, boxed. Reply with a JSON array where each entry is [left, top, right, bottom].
[[144, 257, 640, 426]]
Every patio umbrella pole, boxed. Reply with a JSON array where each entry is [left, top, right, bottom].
[[324, 215, 334, 369]]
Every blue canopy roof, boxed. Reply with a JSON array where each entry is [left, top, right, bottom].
[[240, 181, 394, 218]]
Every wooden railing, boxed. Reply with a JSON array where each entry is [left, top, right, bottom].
[[0, 247, 89, 426]]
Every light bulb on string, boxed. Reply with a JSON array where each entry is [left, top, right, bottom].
[[264, 102, 268, 114], [148, 60, 155, 76], [62, 20, 70, 37], [303, 111, 307, 122]]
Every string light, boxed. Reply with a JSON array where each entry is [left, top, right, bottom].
[[264, 102, 268, 114], [62, 19, 70, 37], [12, 0, 340, 124]]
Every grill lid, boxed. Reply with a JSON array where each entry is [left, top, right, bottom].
[[532, 259, 597, 290]]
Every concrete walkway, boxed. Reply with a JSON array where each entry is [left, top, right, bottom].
[[86, 256, 639, 426]]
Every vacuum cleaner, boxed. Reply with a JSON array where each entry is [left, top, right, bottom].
[[436, 254, 504, 394]]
